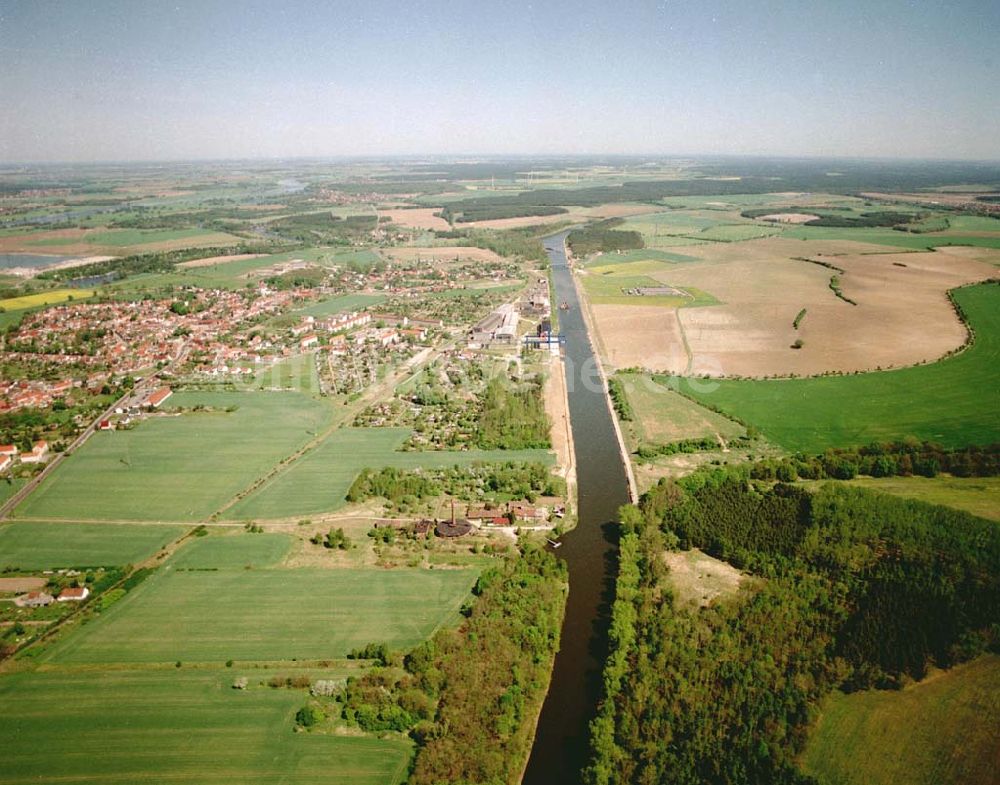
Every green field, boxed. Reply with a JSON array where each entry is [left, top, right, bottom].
[[801, 655, 1000, 785], [694, 223, 782, 242], [228, 427, 553, 520], [0, 477, 26, 505], [295, 293, 385, 318], [781, 224, 1000, 250], [85, 228, 240, 247], [47, 566, 479, 663], [618, 372, 745, 447], [0, 668, 411, 785], [840, 476, 1000, 522], [256, 354, 323, 395], [16, 391, 332, 522], [579, 270, 718, 308], [168, 532, 292, 569], [0, 521, 186, 569], [682, 283, 1000, 452]]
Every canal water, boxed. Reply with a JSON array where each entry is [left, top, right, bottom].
[[523, 231, 632, 784]]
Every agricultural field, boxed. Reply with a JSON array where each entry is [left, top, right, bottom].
[[168, 531, 293, 569], [0, 288, 94, 310], [227, 426, 553, 521], [379, 207, 450, 231], [255, 354, 323, 395], [581, 229, 997, 376], [47, 566, 479, 663], [801, 655, 1000, 785], [581, 248, 699, 267], [0, 668, 412, 785], [293, 292, 385, 318], [0, 521, 185, 569], [578, 262, 718, 308], [15, 391, 333, 522], [616, 372, 745, 448], [681, 283, 1000, 452], [83, 228, 242, 249]]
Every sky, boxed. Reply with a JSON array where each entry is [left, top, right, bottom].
[[1, 0, 998, 162]]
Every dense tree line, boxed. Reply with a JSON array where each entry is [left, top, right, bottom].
[[567, 218, 644, 256], [36, 243, 286, 283], [584, 469, 1000, 785], [346, 461, 563, 507], [476, 376, 551, 450], [634, 434, 753, 462], [748, 440, 1000, 482], [332, 544, 567, 784], [607, 376, 633, 421], [440, 203, 568, 223]]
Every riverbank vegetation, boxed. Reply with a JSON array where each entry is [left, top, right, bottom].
[[327, 543, 567, 784]]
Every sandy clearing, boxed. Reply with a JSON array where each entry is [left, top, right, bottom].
[[663, 549, 746, 609], [380, 207, 451, 231], [177, 253, 267, 268], [759, 213, 821, 224], [5, 255, 116, 278], [383, 246, 504, 264], [582, 236, 999, 377], [0, 577, 46, 593], [544, 355, 577, 516]]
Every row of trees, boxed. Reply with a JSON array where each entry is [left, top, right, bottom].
[[346, 461, 564, 506], [746, 440, 1000, 481], [584, 467, 1000, 784]]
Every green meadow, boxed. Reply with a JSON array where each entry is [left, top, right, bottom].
[[0, 521, 186, 569], [85, 228, 239, 247], [168, 532, 292, 569], [0, 668, 412, 785], [802, 655, 1000, 785], [227, 427, 553, 520], [294, 292, 385, 318], [16, 391, 332, 522], [617, 372, 745, 447], [579, 268, 718, 308], [840, 476, 1000, 522], [48, 566, 479, 663], [681, 283, 1000, 452], [780, 224, 1000, 250]]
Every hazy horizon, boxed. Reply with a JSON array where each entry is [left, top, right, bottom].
[[2, 0, 999, 164]]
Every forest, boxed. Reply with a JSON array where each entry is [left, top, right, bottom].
[[567, 218, 644, 256], [476, 376, 551, 450], [584, 468, 1000, 785]]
